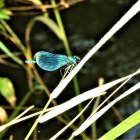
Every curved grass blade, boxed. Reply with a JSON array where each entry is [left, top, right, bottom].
[[26, 15, 62, 40], [0, 41, 23, 66]]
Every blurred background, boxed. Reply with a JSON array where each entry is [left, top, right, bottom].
[[0, 0, 140, 139]]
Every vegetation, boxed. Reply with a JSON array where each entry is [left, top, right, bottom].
[[0, 0, 140, 139]]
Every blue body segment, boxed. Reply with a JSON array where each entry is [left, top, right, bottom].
[[25, 51, 80, 71], [25, 60, 36, 63]]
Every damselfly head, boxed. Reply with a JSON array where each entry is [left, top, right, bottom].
[[68, 56, 80, 64]]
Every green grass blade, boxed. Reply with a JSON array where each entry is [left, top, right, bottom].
[[0, 20, 25, 52], [0, 41, 23, 65], [27, 15, 62, 40], [0, 77, 16, 106], [99, 110, 140, 140]]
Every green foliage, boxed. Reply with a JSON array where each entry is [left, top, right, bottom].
[[27, 15, 62, 40], [0, 23, 6, 31], [0, 0, 11, 20], [0, 41, 24, 65], [0, 77, 16, 106], [99, 110, 140, 140]]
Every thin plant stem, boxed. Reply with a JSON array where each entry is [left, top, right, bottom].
[[24, 98, 52, 140], [0, 20, 25, 52], [91, 78, 104, 139], [0, 87, 36, 138], [51, 0, 84, 124], [51, 0, 71, 56]]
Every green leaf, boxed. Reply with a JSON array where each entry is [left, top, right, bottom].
[[0, 9, 11, 20], [27, 15, 62, 40], [0, 0, 5, 9], [0, 0, 11, 20], [0, 23, 6, 31], [99, 110, 140, 140], [0, 77, 16, 106], [0, 41, 23, 65]]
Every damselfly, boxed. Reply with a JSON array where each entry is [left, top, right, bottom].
[[25, 51, 80, 72]]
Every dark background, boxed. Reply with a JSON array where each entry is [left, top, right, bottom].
[[0, 0, 140, 139]]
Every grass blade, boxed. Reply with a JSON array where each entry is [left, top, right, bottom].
[[0, 41, 23, 66], [99, 110, 140, 140]]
